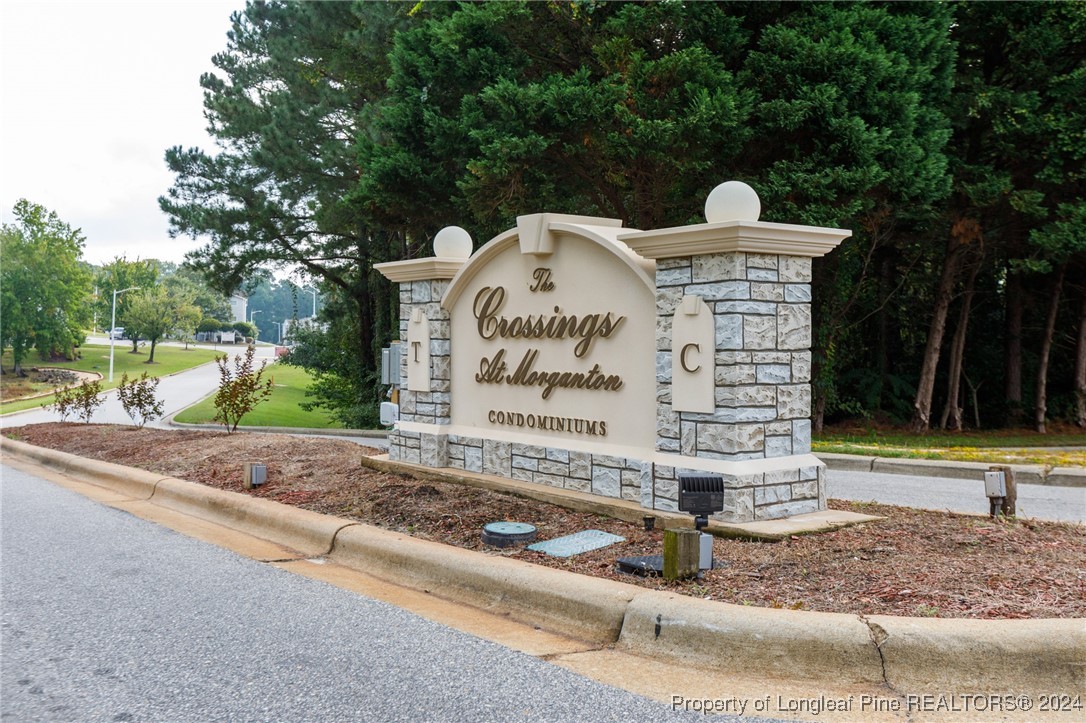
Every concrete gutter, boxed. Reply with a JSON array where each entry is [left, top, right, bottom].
[[818, 452, 1085, 487], [3, 437, 1082, 696]]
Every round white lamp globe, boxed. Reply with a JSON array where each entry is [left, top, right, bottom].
[[433, 226, 473, 259], [704, 181, 761, 223]]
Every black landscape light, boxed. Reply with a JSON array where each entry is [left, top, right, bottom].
[[678, 474, 725, 531]]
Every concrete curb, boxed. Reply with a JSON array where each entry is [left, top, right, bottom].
[[818, 453, 1084, 487], [150, 477, 355, 558], [330, 524, 638, 645], [1048, 467, 1086, 487], [618, 591, 884, 685], [865, 615, 1085, 694], [3, 437, 1082, 695]]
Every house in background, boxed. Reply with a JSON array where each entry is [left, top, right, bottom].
[[229, 293, 247, 323]]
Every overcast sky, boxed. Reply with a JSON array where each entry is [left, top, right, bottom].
[[1, 0, 243, 266]]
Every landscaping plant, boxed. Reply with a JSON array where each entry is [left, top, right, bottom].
[[213, 346, 273, 433], [51, 379, 103, 423], [117, 372, 165, 428]]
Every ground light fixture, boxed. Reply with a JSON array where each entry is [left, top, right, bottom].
[[678, 474, 726, 571], [616, 475, 726, 578], [109, 286, 140, 382]]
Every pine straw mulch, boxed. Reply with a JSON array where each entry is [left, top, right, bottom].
[[7, 423, 1084, 620]]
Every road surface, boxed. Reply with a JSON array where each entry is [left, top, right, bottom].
[[1, 464, 728, 723], [827, 469, 1085, 524]]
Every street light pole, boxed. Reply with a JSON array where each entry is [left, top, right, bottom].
[[109, 287, 140, 382], [305, 287, 317, 318], [249, 309, 262, 340]]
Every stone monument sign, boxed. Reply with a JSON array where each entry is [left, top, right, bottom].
[[375, 182, 849, 522]]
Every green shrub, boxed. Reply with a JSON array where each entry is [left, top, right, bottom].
[[52, 378, 103, 423], [213, 346, 273, 433], [117, 372, 164, 428]]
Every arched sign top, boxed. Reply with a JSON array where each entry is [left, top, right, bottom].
[[441, 219, 655, 312]]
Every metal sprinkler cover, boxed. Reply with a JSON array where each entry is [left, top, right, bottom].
[[481, 521, 537, 548]]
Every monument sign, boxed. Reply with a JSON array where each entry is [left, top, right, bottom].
[[375, 183, 849, 522]]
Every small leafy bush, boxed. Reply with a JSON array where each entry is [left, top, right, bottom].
[[213, 345, 273, 433], [52, 379, 103, 423], [117, 372, 164, 428]]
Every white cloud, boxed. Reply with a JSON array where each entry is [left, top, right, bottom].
[[1, 0, 242, 265]]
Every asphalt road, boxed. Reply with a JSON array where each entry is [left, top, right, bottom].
[[827, 469, 1085, 524], [2, 464, 743, 723]]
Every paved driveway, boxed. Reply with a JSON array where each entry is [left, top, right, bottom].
[[0, 341, 275, 430]]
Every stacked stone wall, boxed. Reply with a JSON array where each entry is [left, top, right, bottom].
[[388, 279, 451, 464], [653, 251, 823, 522], [446, 434, 647, 503]]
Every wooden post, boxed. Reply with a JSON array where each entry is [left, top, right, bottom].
[[990, 465, 1017, 518], [663, 528, 701, 580]]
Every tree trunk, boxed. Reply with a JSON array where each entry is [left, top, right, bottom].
[[912, 238, 969, 432], [812, 391, 827, 436], [875, 253, 894, 412], [940, 253, 982, 430], [1004, 270, 1024, 426], [1075, 290, 1086, 428], [1034, 265, 1066, 434]]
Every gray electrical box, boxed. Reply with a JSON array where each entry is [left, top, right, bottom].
[[984, 470, 1006, 498], [380, 341, 402, 386], [244, 463, 267, 489], [699, 532, 713, 570]]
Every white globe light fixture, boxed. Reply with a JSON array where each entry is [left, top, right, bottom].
[[433, 226, 473, 259], [704, 181, 761, 223]]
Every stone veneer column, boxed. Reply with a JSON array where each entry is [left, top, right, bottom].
[[620, 185, 849, 522], [374, 254, 467, 468]]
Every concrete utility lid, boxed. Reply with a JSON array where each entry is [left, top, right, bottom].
[[527, 530, 625, 558], [481, 521, 537, 548]]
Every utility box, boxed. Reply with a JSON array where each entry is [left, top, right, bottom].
[[984, 470, 1007, 498], [699, 533, 713, 571], [380, 341, 402, 387], [380, 401, 399, 426], [244, 463, 267, 489]]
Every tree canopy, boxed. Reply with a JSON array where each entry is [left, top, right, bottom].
[[162, 0, 1086, 432], [1, 200, 92, 374]]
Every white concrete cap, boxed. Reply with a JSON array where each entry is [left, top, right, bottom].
[[705, 181, 761, 222], [433, 225, 473, 259]]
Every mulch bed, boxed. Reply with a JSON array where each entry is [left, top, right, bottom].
[[8, 423, 1084, 620]]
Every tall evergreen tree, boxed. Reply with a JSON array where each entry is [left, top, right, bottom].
[[161, 1, 410, 424]]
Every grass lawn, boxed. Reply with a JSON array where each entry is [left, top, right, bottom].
[[815, 426, 1086, 467], [174, 363, 343, 429], [1, 344, 221, 414]]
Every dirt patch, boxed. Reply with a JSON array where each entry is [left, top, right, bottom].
[[8, 423, 1084, 620]]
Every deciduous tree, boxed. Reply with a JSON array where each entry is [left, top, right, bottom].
[[124, 286, 201, 363], [0, 200, 92, 374]]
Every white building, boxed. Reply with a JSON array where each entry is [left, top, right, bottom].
[[229, 293, 247, 323]]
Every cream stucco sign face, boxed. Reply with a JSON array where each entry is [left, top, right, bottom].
[[444, 223, 657, 448]]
